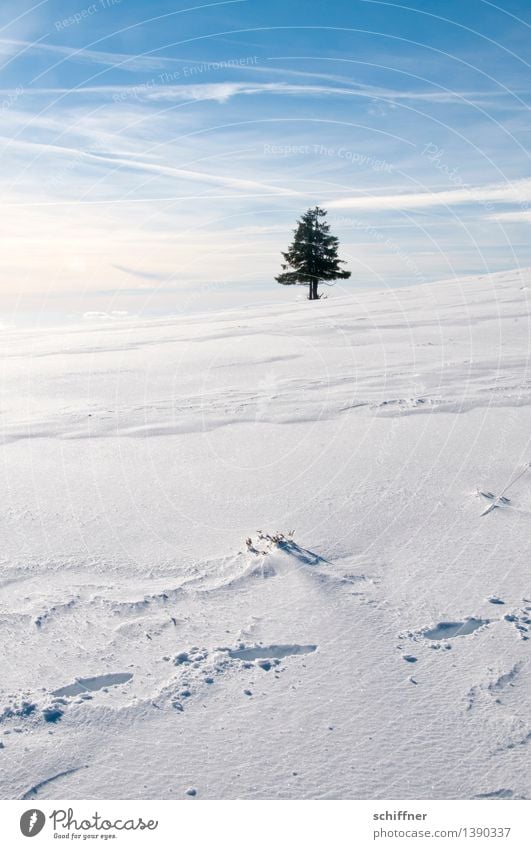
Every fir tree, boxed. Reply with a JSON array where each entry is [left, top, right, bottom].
[[276, 206, 351, 300]]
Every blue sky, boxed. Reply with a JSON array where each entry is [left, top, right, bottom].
[[2, 0, 531, 321]]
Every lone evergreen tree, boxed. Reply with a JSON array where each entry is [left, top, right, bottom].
[[276, 206, 351, 300]]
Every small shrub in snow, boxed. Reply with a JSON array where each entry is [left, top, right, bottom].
[[245, 530, 295, 554]]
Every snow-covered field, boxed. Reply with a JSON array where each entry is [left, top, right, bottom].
[[1, 268, 530, 800]]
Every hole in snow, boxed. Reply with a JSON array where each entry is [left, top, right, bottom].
[[52, 673, 133, 697], [228, 643, 317, 661], [422, 619, 488, 640]]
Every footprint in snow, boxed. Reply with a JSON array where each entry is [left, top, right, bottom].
[[0, 673, 138, 726], [421, 619, 488, 640], [165, 643, 317, 709], [400, 618, 489, 651], [52, 672, 133, 698]]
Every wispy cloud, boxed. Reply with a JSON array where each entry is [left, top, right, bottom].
[[0, 36, 187, 71], [8, 76, 525, 110], [0, 136, 300, 198], [139, 80, 491, 105], [327, 179, 531, 211], [488, 210, 531, 223]]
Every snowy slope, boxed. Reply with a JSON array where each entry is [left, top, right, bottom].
[[0, 268, 530, 800]]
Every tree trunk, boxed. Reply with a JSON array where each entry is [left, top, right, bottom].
[[311, 279, 319, 300]]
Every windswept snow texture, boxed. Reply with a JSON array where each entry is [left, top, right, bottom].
[[1, 268, 531, 800]]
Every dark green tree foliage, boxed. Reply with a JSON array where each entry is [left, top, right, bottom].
[[276, 206, 351, 300]]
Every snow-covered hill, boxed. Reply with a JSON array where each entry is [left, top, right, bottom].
[[1, 268, 530, 800]]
